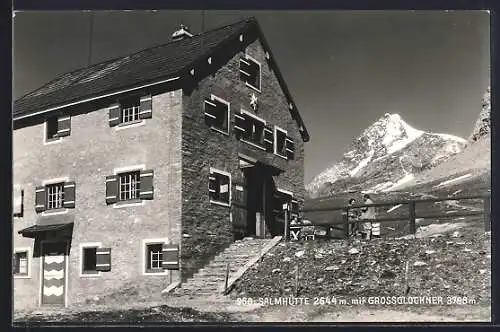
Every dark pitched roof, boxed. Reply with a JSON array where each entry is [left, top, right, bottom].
[[14, 17, 310, 141]]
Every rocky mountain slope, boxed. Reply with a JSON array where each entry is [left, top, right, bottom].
[[307, 113, 467, 198], [469, 86, 491, 142]]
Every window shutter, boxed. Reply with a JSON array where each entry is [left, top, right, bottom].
[[57, 116, 71, 137], [139, 95, 153, 119], [234, 112, 247, 139], [162, 244, 179, 270], [208, 173, 217, 199], [105, 175, 118, 204], [139, 170, 154, 200], [35, 186, 46, 213], [108, 104, 120, 127], [95, 248, 111, 272], [285, 137, 295, 160], [204, 99, 217, 127], [264, 126, 274, 152], [63, 181, 76, 208]]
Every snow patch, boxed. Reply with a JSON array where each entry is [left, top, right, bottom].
[[380, 114, 424, 155], [434, 173, 472, 188], [435, 133, 467, 143], [349, 150, 374, 177], [382, 173, 414, 192]]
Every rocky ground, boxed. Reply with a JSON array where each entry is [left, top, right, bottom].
[[231, 229, 491, 319]]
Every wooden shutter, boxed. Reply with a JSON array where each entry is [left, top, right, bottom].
[[204, 99, 218, 127], [63, 181, 76, 208], [139, 170, 154, 200], [162, 244, 179, 270], [234, 112, 247, 139], [105, 175, 118, 204], [208, 173, 217, 200], [95, 248, 111, 272], [285, 137, 295, 160], [264, 126, 274, 152], [139, 95, 153, 119], [35, 186, 46, 213], [108, 104, 120, 127], [56, 116, 71, 137]]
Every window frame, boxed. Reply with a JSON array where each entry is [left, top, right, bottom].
[[204, 94, 230, 135], [13, 247, 31, 279], [209, 168, 232, 207], [240, 54, 262, 92], [274, 126, 288, 159], [79, 242, 102, 277], [142, 238, 169, 276], [240, 109, 267, 151], [45, 182, 65, 211], [115, 96, 146, 129], [117, 171, 141, 202], [44, 116, 62, 145]]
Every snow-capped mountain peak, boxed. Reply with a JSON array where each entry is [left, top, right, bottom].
[[306, 113, 467, 197]]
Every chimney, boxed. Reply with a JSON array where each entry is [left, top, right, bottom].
[[172, 24, 194, 41]]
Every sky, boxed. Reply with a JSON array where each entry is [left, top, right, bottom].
[[13, 10, 491, 182]]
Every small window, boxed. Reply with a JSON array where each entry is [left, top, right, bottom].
[[13, 251, 28, 276], [46, 116, 59, 140], [146, 243, 163, 273], [209, 169, 231, 206], [274, 127, 288, 158], [239, 55, 261, 91], [204, 95, 230, 134], [46, 183, 65, 210], [82, 247, 98, 275], [120, 97, 141, 124], [119, 171, 141, 201]]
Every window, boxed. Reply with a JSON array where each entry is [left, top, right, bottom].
[[106, 169, 154, 205], [274, 126, 288, 158], [13, 185, 24, 217], [13, 251, 28, 276], [119, 171, 141, 201], [45, 115, 71, 142], [82, 247, 98, 275], [237, 111, 266, 149], [108, 94, 152, 127], [204, 95, 230, 134], [146, 243, 163, 273], [46, 183, 65, 210], [46, 116, 59, 140], [35, 181, 76, 213], [209, 169, 231, 206], [239, 55, 261, 91], [120, 97, 140, 124]]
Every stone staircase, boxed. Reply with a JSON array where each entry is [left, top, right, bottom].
[[168, 236, 281, 299]]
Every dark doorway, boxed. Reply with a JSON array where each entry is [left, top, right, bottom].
[[243, 164, 281, 238]]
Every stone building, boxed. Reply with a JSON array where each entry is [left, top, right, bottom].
[[12, 17, 310, 309]]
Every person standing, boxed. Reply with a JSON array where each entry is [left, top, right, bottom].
[[347, 198, 360, 237], [360, 194, 378, 239]]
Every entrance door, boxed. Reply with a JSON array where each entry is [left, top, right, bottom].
[[244, 167, 276, 238], [41, 241, 67, 306]]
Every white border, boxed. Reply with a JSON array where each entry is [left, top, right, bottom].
[[14, 77, 180, 121], [43, 119, 62, 145], [240, 109, 266, 124], [242, 54, 262, 93], [274, 126, 288, 159], [79, 242, 102, 278], [204, 94, 230, 136], [13, 247, 32, 279], [142, 238, 170, 276], [209, 167, 232, 207]]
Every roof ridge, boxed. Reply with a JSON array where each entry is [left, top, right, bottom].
[[16, 16, 256, 103]]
